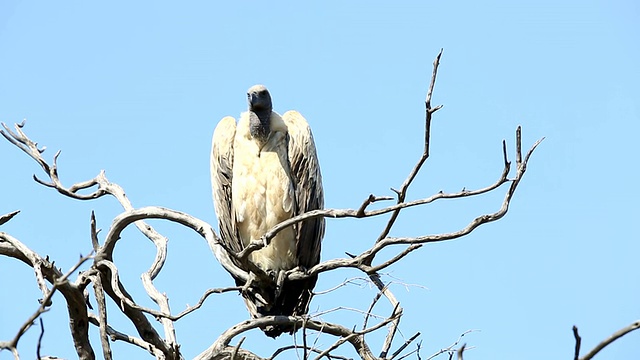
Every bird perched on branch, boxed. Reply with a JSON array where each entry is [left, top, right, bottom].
[[210, 85, 324, 337]]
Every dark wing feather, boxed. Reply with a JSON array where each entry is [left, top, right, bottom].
[[274, 110, 324, 321], [282, 111, 324, 270], [210, 116, 244, 272]]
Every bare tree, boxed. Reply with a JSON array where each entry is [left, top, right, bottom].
[[2, 50, 598, 360]]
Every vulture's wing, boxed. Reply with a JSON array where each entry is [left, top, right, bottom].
[[282, 111, 324, 270], [211, 116, 244, 264]]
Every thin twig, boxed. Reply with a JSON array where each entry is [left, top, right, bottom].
[[389, 332, 421, 360], [357, 194, 394, 217], [363, 287, 386, 330], [310, 306, 386, 321], [172, 286, 243, 320], [376, 48, 443, 243], [36, 318, 44, 360], [269, 345, 350, 360], [86, 313, 165, 358], [425, 330, 476, 360], [312, 277, 372, 296]]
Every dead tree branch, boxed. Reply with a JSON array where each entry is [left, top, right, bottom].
[[92, 273, 112, 360], [0, 210, 20, 226], [573, 321, 640, 360], [377, 48, 443, 243], [0, 246, 94, 359], [269, 345, 350, 360], [573, 326, 581, 360]]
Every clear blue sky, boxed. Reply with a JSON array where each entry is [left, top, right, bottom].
[[1, 1, 638, 359]]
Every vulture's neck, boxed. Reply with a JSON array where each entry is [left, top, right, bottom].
[[249, 109, 271, 145]]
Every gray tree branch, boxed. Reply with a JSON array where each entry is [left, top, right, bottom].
[[573, 321, 640, 360]]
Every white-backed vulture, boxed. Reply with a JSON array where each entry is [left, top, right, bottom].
[[210, 85, 324, 337]]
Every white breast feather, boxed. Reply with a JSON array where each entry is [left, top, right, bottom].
[[232, 112, 297, 272]]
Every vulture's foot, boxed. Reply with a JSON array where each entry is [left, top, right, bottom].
[[274, 270, 286, 301], [241, 272, 268, 306]]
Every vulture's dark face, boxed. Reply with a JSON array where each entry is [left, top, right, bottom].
[[247, 85, 272, 113], [247, 85, 272, 143]]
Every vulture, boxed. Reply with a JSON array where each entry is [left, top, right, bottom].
[[210, 85, 324, 337]]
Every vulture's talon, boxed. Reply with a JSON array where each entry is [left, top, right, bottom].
[[274, 270, 286, 300]]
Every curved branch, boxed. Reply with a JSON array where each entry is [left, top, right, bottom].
[[93, 260, 173, 358], [576, 320, 640, 360], [99, 206, 247, 282], [86, 313, 166, 359], [2, 120, 245, 349], [196, 309, 401, 360], [0, 239, 95, 359], [97, 258, 240, 321], [269, 345, 350, 360]]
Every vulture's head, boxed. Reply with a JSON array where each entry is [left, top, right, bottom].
[[247, 84, 273, 143], [247, 85, 272, 112]]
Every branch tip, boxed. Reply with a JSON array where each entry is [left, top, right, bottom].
[[516, 126, 522, 164], [0, 210, 21, 226], [572, 325, 581, 360]]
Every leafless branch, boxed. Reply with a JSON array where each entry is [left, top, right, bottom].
[[573, 326, 581, 360], [357, 194, 394, 218], [363, 286, 386, 330], [0, 250, 94, 358], [372, 275, 401, 359], [302, 320, 309, 360], [197, 307, 400, 360], [389, 332, 421, 360], [312, 277, 372, 296], [395, 344, 420, 360], [1, 122, 106, 200], [85, 313, 162, 357], [231, 337, 245, 360], [173, 286, 243, 321], [310, 307, 386, 322], [574, 320, 640, 360], [92, 274, 112, 360], [456, 344, 465, 360], [425, 330, 476, 360], [269, 345, 350, 360], [377, 48, 443, 243], [0, 210, 20, 226], [1, 118, 246, 273], [36, 318, 45, 360]]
